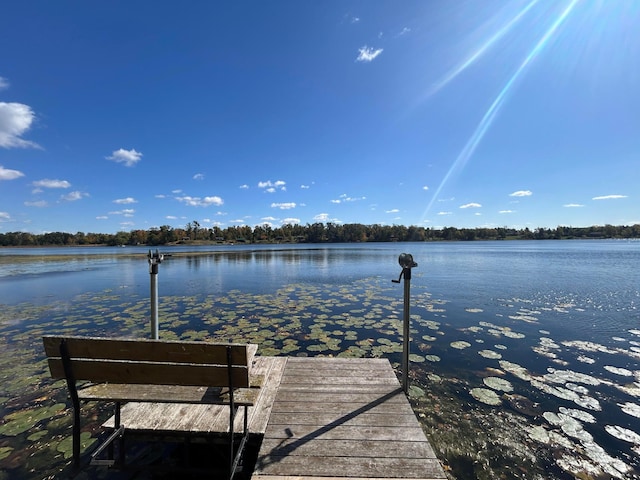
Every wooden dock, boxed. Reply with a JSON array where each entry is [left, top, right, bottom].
[[107, 356, 446, 479]]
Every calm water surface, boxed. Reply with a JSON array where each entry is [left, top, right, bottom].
[[0, 240, 639, 479]]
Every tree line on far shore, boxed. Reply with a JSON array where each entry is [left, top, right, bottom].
[[1, 222, 639, 247]]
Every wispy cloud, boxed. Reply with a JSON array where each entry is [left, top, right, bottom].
[[460, 203, 482, 209], [0, 102, 40, 149], [193, 173, 205, 180], [422, 186, 429, 191], [282, 217, 300, 225], [509, 190, 532, 197], [176, 195, 224, 207], [356, 46, 383, 62], [386, 209, 400, 213], [499, 210, 515, 214], [106, 148, 143, 167], [0, 212, 12, 221], [113, 197, 137, 204], [33, 179, 71, 189], [563, 203, 584, 208], [239, 184, 249, 189], [25, 200, 48, 207], [0, 77, 9, 91], [437, 211, 452, 216], [109, 209, 135, 217], [0, 165, 25, 180], [61, 191, 88, 202], [592, 194, 627, 200], [271, 202, 296, 210], [331, 194, 366, 204]]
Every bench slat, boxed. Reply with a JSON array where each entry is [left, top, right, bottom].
[[43, 336, 256, 365], [77, 383, 260, 405], [47, 358, 251, 387]]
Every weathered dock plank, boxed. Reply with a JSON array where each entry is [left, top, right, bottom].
[[251, 357, 446, 480]]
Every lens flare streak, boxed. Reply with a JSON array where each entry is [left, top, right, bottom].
[[422, 0, 580, 223]]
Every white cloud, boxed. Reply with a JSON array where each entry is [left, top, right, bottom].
[[262, 216, 277, 221], [301, 185, 310, 189], [0, 77, 9, 90], [271, 202, 296, 210], [0, 165, 25, 180], [351, 16, 360, 24], [398, 27, 411, 36], [109, 209, 135, 216], [193, 173, 205, 180], [106, 148, 143, 167], [509, 190, 532, 197], [592, 194, 627, 200], [239, 184, 249, 189], [259, 180, 286, 192], [331, 194, 366, 204], [33, 179, 71, 189], [176, 195, 224, 207], [422, 186, 429, 191], [460, 203, 482, 209], [356, 46, 383, 62], [166, 215, 178, 220], [386, 209, 400, 213], [0, 212, 11, 221], [61, 191, 88, 202], [437, 211, 452, 216], [0, 102, 40, 149], [281, 218, 300, 225], [499, 210, 515, 214], [96, 215, 108, 220], [563, 203, 584, 208], [113, 197, 137, 204], [230, 219, 245, 224], [25, 200, 48, 207]]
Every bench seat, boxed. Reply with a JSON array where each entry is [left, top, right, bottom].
[[43, 335, 260, 479]]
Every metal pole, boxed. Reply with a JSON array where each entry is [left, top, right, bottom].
[[148, 250, 163, 340], [402, 266, 411, 393], [150, 262, 159, 340], [392, 253, 417, 394]]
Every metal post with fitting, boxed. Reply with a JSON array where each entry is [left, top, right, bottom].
[[148, 249, 167, 340], [392, 253, 418, 394]]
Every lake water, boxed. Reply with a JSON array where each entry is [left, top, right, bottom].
[[0, 240, 639, 479]]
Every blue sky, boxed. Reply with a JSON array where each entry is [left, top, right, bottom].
[[1, 1, 638, 234]]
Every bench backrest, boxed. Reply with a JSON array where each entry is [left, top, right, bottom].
[[43, 336, 257, 388]]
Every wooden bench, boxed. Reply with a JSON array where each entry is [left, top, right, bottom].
[[43, 335, 260, 478]]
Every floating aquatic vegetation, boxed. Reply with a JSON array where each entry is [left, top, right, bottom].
[[483, 377, 513, 392], [55, 431, 96, 459], [619, 402, 640, 418], [559, 407, 596, 424], [425, 355, 440, 362], [577, 355, 596, 364], [604, 365, 634, 376], [408, 385, 426, 398], [605, 425, 640, 445], [527, 425, 573, 448], [469, 387, 501, 406], [465, 308, 483, 313], [409, 354, 426, 363], [494, 344, 507, 350], [0, 404, 66, 436], [543, 412, 593, 443], [499, 360, 533, 381], [450, 341, 471, 350], [478, 349, 501, 360], [421, 335, 437, 342]]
